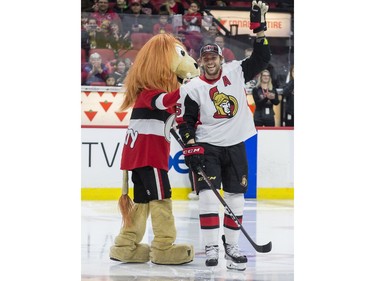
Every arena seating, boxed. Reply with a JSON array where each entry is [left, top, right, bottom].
[[118, 32, 153, 61]]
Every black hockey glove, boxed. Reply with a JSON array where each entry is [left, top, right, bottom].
[[250, 1, 268, 33], [183, 143, 205, 174]]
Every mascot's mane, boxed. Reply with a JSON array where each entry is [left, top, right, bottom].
[[120, 33, 183, 111]]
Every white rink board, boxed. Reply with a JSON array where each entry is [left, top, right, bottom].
[[81, 128, 191, 188], [257, 129, 294, 188]]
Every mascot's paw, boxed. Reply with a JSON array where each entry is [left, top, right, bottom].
[[150, 244, 194, 265], [110, 243, 150, 263]]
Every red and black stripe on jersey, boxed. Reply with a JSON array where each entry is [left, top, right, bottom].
[[120, 89, 178, 171]]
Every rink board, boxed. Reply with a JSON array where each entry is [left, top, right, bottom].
[[81, 127, 293, 200]]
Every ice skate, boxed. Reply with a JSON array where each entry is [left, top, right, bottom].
[[205, 245, 219, 266], [222, 235, 247, 271]]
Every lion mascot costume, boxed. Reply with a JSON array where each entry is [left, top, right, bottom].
[[109, 33, 200, 265]]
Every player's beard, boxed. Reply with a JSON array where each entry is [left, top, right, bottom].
[[204, 63, 221, 79]]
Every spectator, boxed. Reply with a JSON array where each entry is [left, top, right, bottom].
[[81, 12, 90, 30], [252, 69, 280, 126], [182, 1, 202, 33], [82, 52, 110, 85], [82, 0, 100, 12], [113, 0, 129, 20], [105, 73, 117, 86], [282, 64, 294, 126], [214, 35, 236, 62], [81, 13, 91, 60], [141, 0, 158, 15], [87, 17, 100, 49], [122, 0, 153, 34], [90, 0, 122, 30], [124, 57, 132, 69], [201, 24, 219, 45], [105, 59, 117, 73], [108, 21, 131, 51], [159, 0, 185, 16], [95, 19, 113, 48], [112, 58, 132, 85], [153, 11, 174, 34]]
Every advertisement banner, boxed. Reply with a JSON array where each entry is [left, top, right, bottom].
[[81, 128, 257, 198], [209, 10, 292, 37], [81, 128, 194, 188]]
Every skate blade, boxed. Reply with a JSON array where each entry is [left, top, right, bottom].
[[226, 260, 246, 271]]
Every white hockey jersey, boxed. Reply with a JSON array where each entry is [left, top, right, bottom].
[[177, 60, 257, 147]]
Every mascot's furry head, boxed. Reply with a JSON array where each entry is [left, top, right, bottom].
[[120, 33, 200, 110]]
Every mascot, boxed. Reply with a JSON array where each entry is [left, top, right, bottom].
[[109, 33, 200, 265]]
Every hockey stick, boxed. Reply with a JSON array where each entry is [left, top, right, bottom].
[[170, 128, 272, 253]]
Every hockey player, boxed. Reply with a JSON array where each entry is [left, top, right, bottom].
[[176, 1, 271, 271]]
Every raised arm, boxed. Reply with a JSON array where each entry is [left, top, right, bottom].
[[242, 1, 271, 81]]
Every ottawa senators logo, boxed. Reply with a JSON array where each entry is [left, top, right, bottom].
[[209, 86, 238, 118]]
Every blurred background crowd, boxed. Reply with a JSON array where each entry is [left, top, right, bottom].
[[81, 0, 294, 126]]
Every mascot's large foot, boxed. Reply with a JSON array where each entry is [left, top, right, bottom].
[[150, 199, 195, 265], [110, 243, 150, 263], [110, 203, 150, 263], [150, 244, 194, 265]]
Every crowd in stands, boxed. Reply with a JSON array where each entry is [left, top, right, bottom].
[[81, 0, 294, 127], [82, 0, 293, 84], [82, 0, 212, 86]]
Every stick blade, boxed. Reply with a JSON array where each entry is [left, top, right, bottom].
[[254, 241, 272, 253]]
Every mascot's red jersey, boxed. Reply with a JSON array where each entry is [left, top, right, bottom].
[[120, 89, 179, 171]]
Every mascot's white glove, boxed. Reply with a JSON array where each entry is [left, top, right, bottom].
[[250, 1, 269, 33]]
